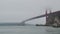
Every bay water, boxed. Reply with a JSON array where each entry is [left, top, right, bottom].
[[0, 26, 60, 34]]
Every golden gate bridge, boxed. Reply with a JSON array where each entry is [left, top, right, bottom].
[[20, 10, 60, 27]]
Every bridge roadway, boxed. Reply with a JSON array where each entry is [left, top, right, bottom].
[[20, 14, 47, 25]]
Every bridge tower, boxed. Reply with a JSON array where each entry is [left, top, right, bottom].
[[45, 9, 48, 25], [45, 9, 53, 26]]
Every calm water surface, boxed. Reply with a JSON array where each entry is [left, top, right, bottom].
[[0, 26, 60, 34]]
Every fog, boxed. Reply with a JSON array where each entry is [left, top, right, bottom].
[[0, 0, 60, 24]]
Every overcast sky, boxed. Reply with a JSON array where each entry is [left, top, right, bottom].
[[0, 0, 60, 24]]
